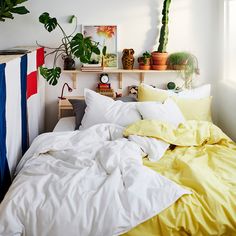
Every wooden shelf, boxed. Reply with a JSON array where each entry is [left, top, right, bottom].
[[58, 96, 84, 119], [62, 68, 179, 89]]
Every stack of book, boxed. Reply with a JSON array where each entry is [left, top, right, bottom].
[[96, 83, 114, 98], [81, 64, 103, 72]]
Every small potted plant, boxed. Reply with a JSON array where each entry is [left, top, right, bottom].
[[138, 51, 152, 70], [38, 12, 105, 86], [152, 0, 172, 70], [167, 52, 200, 89]]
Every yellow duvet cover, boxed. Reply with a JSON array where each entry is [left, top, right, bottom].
[[123, 120, 236, 236]]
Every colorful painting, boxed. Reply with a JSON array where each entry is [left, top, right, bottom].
[[83, 25, 118, 69]]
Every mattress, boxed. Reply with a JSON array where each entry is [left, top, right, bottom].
[[53, 116, 75, 132]]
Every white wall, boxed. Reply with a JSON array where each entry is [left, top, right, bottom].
[[0, 0, 220, 132]]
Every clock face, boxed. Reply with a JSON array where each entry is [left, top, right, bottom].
[[100, 74, 109, 84]]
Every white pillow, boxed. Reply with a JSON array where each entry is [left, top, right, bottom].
[[80, 89, 141, 130], [128, 135, 169, 162], [141, 83, 211, 99], [137, 98, 185, 128], [177, 84, 211, 99]]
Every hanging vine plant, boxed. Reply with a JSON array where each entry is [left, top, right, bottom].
[[0, 0, 30, 22]]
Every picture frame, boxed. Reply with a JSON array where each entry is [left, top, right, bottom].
[[82, 25, 118, 69]]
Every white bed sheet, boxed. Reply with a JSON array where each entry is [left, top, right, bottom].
[[53, 116, 75, 132]]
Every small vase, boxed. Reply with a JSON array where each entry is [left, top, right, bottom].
[[63, 56, 75, 70]]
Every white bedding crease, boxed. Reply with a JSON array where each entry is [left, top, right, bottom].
[[0, 123, 191, 236]]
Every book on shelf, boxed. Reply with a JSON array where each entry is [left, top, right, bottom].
[[97, 83, 111, 89], [81, 67, 103, 72], [96, 88, 114, 98]]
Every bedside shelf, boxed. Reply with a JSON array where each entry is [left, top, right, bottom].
[[58, 96, 84, 119], [62, 68, 180, 89]]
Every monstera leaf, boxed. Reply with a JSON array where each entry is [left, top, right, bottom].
[[40, 66, 61, 86], [70, 33, 101, 63], [0, 0, 30, 22], [39, 12, 58, 32]]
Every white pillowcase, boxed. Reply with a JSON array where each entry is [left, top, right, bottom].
[[177, 84, 211, 99], [80, 89, 141, 130], [137, 98, 185, 128], [141, 83, 211, 99]]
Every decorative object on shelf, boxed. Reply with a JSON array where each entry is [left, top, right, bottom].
[[152, 0, 172, 70], [83, 25, 117, 69], [58, 83, 73, 100], [96, 73, 114, 97], [38, 13, 104, 86], [99, 73, 109, 84], [128, 85, 138, 98], [138, 51, 152, 70], [0, 0, 30, 22], [122, 49, 135, 70], [167, 82, 176, 90], [81, 63, 103, 72], [167, 52, 200, 89]]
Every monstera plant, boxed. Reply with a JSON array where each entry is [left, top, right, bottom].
[[0, 0, 29, 22], [38, 12, 106, 86]]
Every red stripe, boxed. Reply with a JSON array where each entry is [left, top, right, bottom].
[[27, 71, 37, 99], [36, 47, 44, 68]]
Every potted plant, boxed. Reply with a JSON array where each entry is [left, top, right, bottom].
[[138, 51, 151, 70], [152, 0, 172, 70], [0, 0, 29, 22], [38, 12, 105, 86], [167, 52, 200, 89]]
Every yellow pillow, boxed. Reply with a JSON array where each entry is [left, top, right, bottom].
[[137, 84, 212, 121], [171, 96, 212, 122], [138, 84, 169, 102]]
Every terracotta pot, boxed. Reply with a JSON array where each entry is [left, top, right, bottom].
[[151, 52, 168, 66], [139, 65, 151, 70], [138, 57, 151, 66], [152, 64, 168, 70]]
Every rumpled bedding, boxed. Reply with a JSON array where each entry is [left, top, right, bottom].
[[123, 120, 236, 236], [0, 123, 190, 236]]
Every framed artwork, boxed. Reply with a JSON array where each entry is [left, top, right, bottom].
[[83, 25, 118, 69]]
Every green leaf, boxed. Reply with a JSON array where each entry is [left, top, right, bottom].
[[16, 0, 28, 4], [2, 12, 14, 19], [40, 66, 61, 86], [92, 46, 100, 55], [102, 46, 107, 56], [39, 12, 58, 32], [10, 6, 29, 15], [5, 0, 13, 8], [39, 12, 49, 23], [68, 15, 75, 23]]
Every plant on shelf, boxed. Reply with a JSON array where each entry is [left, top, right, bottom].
[[152, 0, 172, 70], [167, 52, 200, 89], [138, 51, 152, 70], [38, 12, 105, 86], [0, 0, 30, 22]]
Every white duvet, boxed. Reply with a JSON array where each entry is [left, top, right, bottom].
[[0, 124, 190, 236]]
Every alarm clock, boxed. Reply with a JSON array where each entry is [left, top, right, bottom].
[[100, 73, 109, 84]]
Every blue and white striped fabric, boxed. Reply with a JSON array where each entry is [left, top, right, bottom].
[[0, 63, 11, 201], [0, 50, 43, 201]]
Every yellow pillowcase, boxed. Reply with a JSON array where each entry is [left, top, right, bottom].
[[138, 84, 212, 121], [138, 84, 169, 102], [171, 96, 212, 122]]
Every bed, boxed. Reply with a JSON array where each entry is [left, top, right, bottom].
[[0, 85, 236, 236]]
